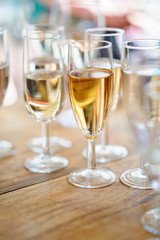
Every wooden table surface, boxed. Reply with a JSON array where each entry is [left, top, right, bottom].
[[0, 99, 159, 240]]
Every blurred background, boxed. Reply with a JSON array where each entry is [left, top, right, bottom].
[[0, 0, 160, 103]]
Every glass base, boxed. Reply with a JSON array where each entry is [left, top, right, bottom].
[[27, 136, 72, 154], [56, 109, 77, 128], [120, 168, 152, 189], [0, 141, 16, 158], [82, 144, 128, 163], [68, 168, 116, 188], [24, 154, 68, 173], [141, 208, 160, 235]]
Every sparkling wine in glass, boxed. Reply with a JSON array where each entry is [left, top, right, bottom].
[[0, 27, 16, 158], [82, 27, 128, 163], [120, 39, 160, 189], [51, 0, 106, 128], [23, 30, 68, 173], [23, 24, 72, 154], [67, 40, 116, 188]]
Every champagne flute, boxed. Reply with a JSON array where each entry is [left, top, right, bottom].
[[82, 27, 128, 163], [120, 39, 160, 189], [23, 30, 68, 173], [121, 40, 160, 233], [23, 23, 72, 154], [141, 79, 160, 234], [67, 40, 116, 188], [51, 0, 106, 128], [0, 27, 16, 158]]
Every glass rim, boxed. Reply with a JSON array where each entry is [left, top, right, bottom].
[[123, 39, 160, 49], [69, 40, 112, 50], [85, 27, 125, 37], [24, 30, 60, 40]]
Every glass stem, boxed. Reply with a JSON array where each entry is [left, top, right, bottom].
[[42, 122, 49, 155], [87, 139, 96, 169]]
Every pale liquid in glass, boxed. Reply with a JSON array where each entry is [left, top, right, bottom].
[[122, 65, 160, 124], [24, 69, 64, 122]]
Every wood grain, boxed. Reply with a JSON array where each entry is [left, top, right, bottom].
[[0, 99, 156, 240], [0, 172, 157, 240], [0, 100, 136, 195]]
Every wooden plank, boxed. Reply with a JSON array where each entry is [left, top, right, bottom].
[[0, 171, 156, 240], [0, 100, 156, 240], [0, 100, 137, 195]]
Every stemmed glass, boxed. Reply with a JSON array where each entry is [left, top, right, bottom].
[[23, 30, 68, 173], [23, 24, 72, 154], [120, 39, 160, 189], [0, 27, 16, 158], [141, 80, 160, 235], [127, 40, 160, 234], [82, 28, 128, 163], [51, 0, 106, 128], [67, 40, 116, 188]]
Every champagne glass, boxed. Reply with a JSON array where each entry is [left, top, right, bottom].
[[120, 39, 160, 189], [23, 30, 68, 173], [0, 27, 16, 158], [51, 0, 106, 128], [23, 24, 72, 154], [67, 40, 116, 188], [82, 27, 128, 163], [141, 78, 160, 235]]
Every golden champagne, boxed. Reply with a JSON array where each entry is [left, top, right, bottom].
[[24, 69, 64, 122], [90, 59, 121, 112], [68, 67, 113, 139]]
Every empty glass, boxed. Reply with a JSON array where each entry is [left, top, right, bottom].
[[23, 30, 68, 173], [67, 40, 116, 188]]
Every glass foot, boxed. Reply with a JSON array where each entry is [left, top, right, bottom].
[[56, 108, 77, 128], [24, 154, 68, 173], [0, 141, 16, 158], [120, 168, 152, 189], [68, 168, 116, 188], [28, 136, 72, 154], [141, 208, 160, 235], [82, 144, 128, 163]]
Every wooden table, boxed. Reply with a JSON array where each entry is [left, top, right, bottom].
[[0, 99, 159, 240]]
